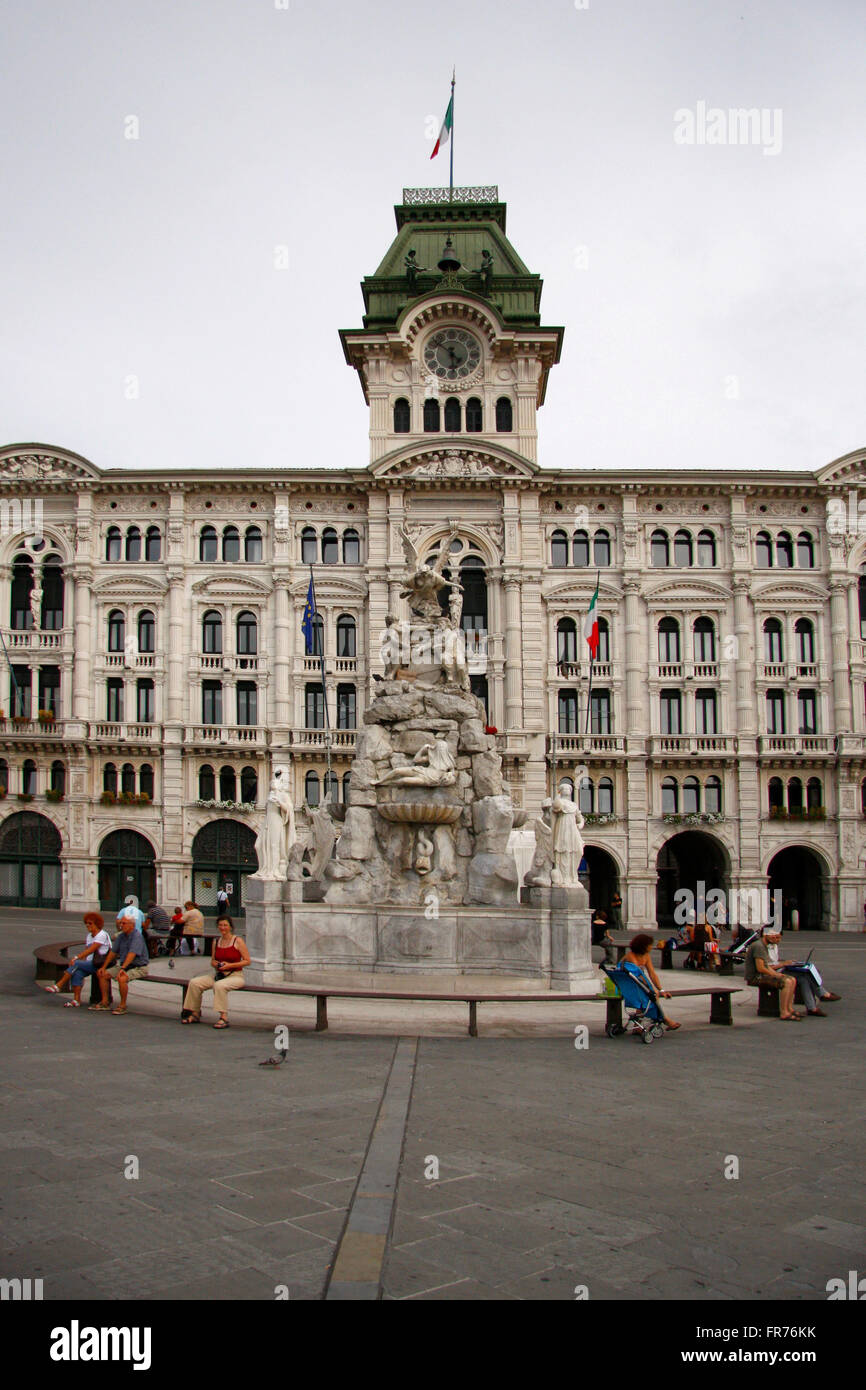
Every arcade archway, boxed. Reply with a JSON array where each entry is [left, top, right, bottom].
[[583, 845, 621, 917], [98, 830, 156, 911], [0, 811, 62, 908], [767, 846, 830, 931], [656, 830, 729, 931], [192, 819, 258, 917]]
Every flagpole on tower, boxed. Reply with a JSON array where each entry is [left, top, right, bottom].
[[449, 68, 455, 200]]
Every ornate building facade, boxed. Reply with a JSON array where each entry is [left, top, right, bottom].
[[2, 188, 865, 928]]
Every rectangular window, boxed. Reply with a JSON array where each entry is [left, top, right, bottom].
[[106, 678, 124, 723], [202, 681, 222, 725], [767, 690, 786, 735], [237, 682, 257, 726], [558, 690, 578, 734], [798, 690, 817, 735], [695, 691, 717, 735], [336, 685, 356, 730], [11, 666, 32, 717], [305, 685, 325, 729], [589, 690, 611, 735], [660, 691, 680, 735], [136, 679, 155, 723]]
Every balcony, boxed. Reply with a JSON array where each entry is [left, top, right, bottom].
[[759, 734, 834, 757], [302, 657, 359, 675], [293, 729, 357, 752], [0, 716, 66, 740], [88, 722, 163, 745], [196, 655, 262, 674], [548, 734, 625, 756], [758, 662, 821, 682], [0, 627, 69, 652], [649, 735, 737, 758], [652, 663, 720, 682], [186, 724, 269, 748], [100, 653, 161, 671], [556, 661, 613, 682]]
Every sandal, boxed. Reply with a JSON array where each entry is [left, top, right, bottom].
[[181, 1014, 201, 1025], [110, 1006, 127, 1015], [779, 1013, 803, 1021], [88, 1002, 109, 1011], [213, 1019, 230, 1029], [44, 984, 60, 994], [64, 1000, 81, 1008], [664, 1021, 682, 1031]]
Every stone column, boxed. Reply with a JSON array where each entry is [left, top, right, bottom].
[[830, 580, 852, 734], [273, 572, 291, 727], [71, 566, 93, 720], [503, 571, 522, 732]]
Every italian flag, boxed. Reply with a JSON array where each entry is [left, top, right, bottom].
[[430, 94, 453, 159], [584, 577, 600, 658]]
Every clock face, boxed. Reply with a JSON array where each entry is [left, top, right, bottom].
[[423, 327, 482, 380]]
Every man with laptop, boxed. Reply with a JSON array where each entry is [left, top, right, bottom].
[[745, 927, 841, 1019]]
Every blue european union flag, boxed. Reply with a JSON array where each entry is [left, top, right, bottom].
[[301, 574, 316, 655]]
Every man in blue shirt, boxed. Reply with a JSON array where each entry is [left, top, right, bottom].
[[92, 916, 149, 1015], [116, 895, 145, 931]]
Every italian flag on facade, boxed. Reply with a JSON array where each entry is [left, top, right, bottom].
[[584, 577, 600, 659], [430, 91, 453, 159]]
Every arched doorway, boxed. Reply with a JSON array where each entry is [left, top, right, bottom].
[[656, 830, 729, 931], [0, 811, 62, 907], [191, 819, 258, 917], [767, 846, 830, 931], [99, 830, 156, 911], [583, 845, 621, 916]]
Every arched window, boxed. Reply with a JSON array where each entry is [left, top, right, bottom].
[[106, 526, 122, 562], [558, 689, 578, 734], [137, 610, 155, 653], [10, 553, 33, 630], [305, 770, 320, 806], [22, 760, 37, 795], [768, 776, 784, 811], [322, 528, 338, 564], [787, 776, 803, 813], [444, 398, 461, 432], [336, 614, 356, 658], [236, 611, 257, 655], [693, 617, 716, 664], [593, 530, 611, 567], [103, 763, 117, 795], [139, 764, 154, 800], [198, 765, 215, 800], [697, 530, 716, 567], [342, 771, 352, 803], [107, 610, 125, 653], [222, 526, 240, 563], [578, 777, 594, 814], [551, 530, 569, 568], [393, 398, 410, 433], [121, 763, 136, 795], [674, 530, 693, 567], [651, 530, 669, 567], [199, 526, 218, 562], [705, 775, 722, 814], [125, 527, 142, 562], [597, 777, 614, 815], [423, 398, 440, 432], [756, 531, 773, 568], [661, 777, 678, 815], [596, 616, 610, 663], [301, 527, 317, 564], [556, 618, 577, 665], [797, 532, 814, 569], [495, 397, 512, 431], [807, 777, 822, 810], [572, 530, 590, 567], [245, 526, 263, 562], [682, 776, 700, 815], [145, 526, 161, 562], [51, 760, 66, 795], [466, 398, 482, 432], [240, 767, 258, 805], [324, 770, 339, 804], [40, 555, 64, 630], [764, 619, 783, 664], [202, 611, 222, 654], [776, 532, 793, 568], [658, 618, 680, 664], [795, 618, 814, 665], [342, 529, 360, 565], [219, 766, 237, 802]]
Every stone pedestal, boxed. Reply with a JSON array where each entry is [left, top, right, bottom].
[[244, 876, 303, 985], [523, 883, 594, 989]]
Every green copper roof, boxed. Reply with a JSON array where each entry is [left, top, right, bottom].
[[358, 192, 546, 329]]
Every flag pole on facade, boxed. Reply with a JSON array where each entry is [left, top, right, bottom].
[[302, 565, 334, 804], [0, 625, 21, 715], [583, 572, 600, 744], [430, 70, 455, 200]]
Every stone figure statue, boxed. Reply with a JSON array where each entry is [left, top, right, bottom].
[[29, 582, 43, 629], [440, 585, 470, 690], [404, 249, 426, 287], [306, 804, 338, 880], [398, 524, 454, 622], [477, 248, 493, 295], [524, 800, 554, 887], [253, 765, 295, 881], [550, 781, 585, 887], [374, 737, 457, 788]]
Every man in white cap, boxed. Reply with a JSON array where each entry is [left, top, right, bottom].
[[764, 930, 841, 1017], [744, 928, 802, 1020]]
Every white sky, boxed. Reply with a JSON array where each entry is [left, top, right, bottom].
[[1, 0, 863, 475]]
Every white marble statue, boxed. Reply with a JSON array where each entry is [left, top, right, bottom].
[[253, 765, 295, 880], [398, 523, 454, 622], [550, 780, 585, 887], [374, 737, 457, 788], [524, 800, 554, 887]]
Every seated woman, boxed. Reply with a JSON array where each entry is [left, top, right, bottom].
[[44, 912, 112, 1008], [692, 918, 720, 971], [181, 916, 250, 1029], [622, 932, 681, 1031]]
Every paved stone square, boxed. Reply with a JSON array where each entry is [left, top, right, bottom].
[[2, 910, 865, 1301]]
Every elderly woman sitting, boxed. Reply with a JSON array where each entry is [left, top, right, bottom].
[[181, 916, 250, 1029], [43, 912, 112, 1009]]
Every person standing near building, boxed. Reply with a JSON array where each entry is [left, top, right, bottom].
[[180, 900, 204, 955]]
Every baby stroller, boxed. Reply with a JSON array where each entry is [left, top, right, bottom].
[[601, 963, 667, 1044]]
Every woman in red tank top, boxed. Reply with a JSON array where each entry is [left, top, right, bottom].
[[182, 915, 250, 1028]]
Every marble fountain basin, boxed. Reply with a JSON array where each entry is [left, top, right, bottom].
[[376, 801, 463, 825]]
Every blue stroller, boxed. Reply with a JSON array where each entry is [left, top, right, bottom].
[[601, 963, 667, 1044]]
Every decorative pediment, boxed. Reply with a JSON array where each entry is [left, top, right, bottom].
[[372, 446, 536, 482], [545, 580, 620, 605], [190, 575, 274, 598], [643, 580, 730, 604], [816, 449, 866, 487], [93, 574, 169, 597], [0, 449, 99, 483], [751, 580, 827, 605], [290, 577, 368, 602]]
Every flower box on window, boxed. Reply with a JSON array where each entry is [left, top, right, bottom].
[[18, 792, 34, 802], [118, 791, 136, 806], [808, 805, 826, 820], [37, 710, 55, 724], [769, 806, 788, 820], [134, 793, 151, 806], [12, 715, 29, 725], [100, 791, 117, 806], [45, 789, 64, 802]]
